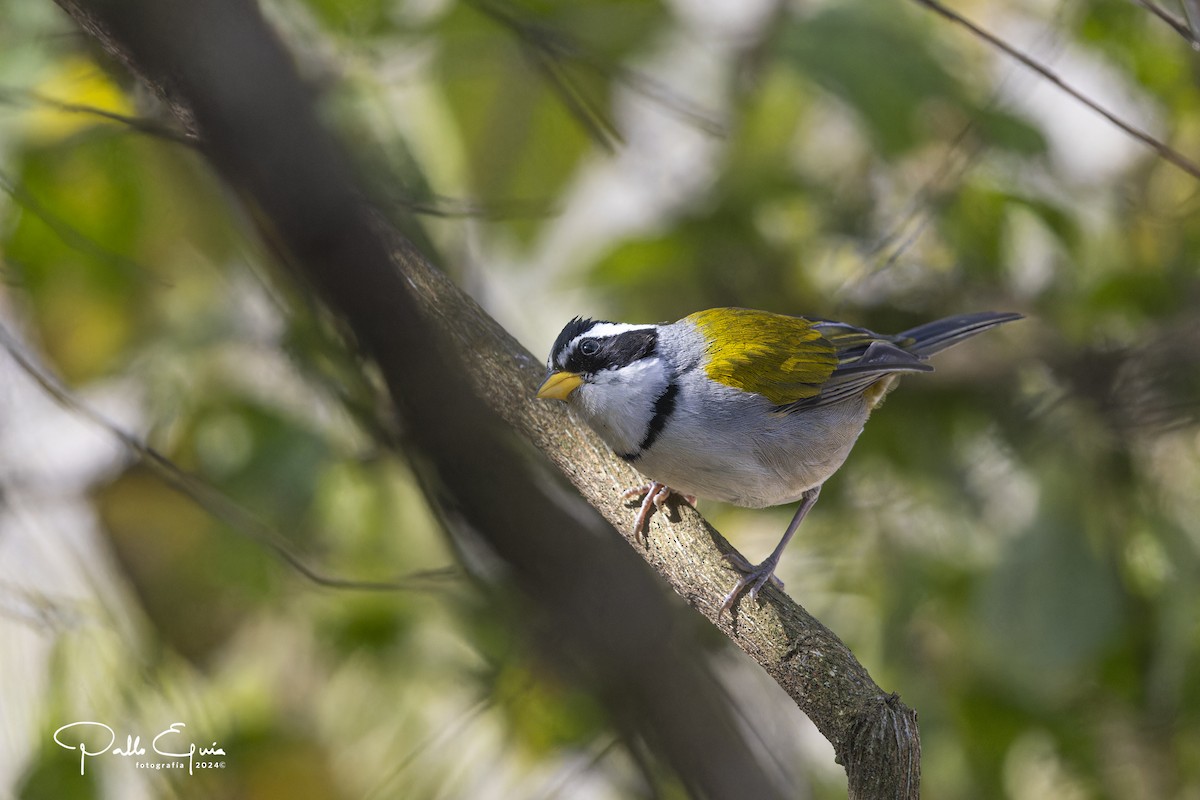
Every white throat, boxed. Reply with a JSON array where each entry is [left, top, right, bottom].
[[573, 356, 669, 457]]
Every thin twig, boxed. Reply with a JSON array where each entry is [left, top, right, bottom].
[[0, 318, 460, 594], [0, 168, 169, 285], [363, 696, 494, 800], [913, 0, 1200, 181], [1129, 0, 1200, 45], [0, 85, 194, 144], [0, 579, 89, 631], [842, 0, 1071, 301], [1182, 0, 1200, 40], [475, 0, 624, 151], [469, 0, 726, 139], [525, 43, 623, 152]]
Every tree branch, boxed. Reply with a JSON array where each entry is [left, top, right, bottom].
[[50, 0, 919, 796], [1128, 0, 1200, 46], [0, 317, 460, 594], [913, 0, 1200, 182], [404, 234, 922, 798]]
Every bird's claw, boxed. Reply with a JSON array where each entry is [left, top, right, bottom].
[[718, 552, 784, 619], [622, 482, 693, 545]]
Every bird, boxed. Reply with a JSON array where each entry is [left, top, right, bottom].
[[536, 307, 1022, 617]]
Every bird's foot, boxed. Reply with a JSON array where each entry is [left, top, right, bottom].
[[621, 482, 695, 545], [719, 551, 784, 619]]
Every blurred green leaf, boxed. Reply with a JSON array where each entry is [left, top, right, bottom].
[[975, 498, 1125, 699], [492, 662, 609, 753], [300, 0, 394, 37], [779, 3, 1043, 158], [782, 6, 951, 156], [95, 467, 276, 664], [433, 0, 667, 239], [183, 400, 333, 536], [17, 743, 101, 800], [317, 593, 416, 654]]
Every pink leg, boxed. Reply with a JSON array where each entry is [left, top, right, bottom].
[[621, 482, 692, 545], [719, 485, 822, 619]]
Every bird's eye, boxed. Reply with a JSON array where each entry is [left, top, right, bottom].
[[579, 339, 600, 356]]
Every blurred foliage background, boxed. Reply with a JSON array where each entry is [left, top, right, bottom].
[[2, 0, 1199, 797]]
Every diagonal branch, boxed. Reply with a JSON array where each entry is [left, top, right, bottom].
[[0, 85, 194, 143], [0, 316, 460, 594], [1128, 0, 1200, 45], [913, 0, 1200, 182]]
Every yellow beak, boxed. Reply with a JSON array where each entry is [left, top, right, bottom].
[[536, 370, 584, 401]]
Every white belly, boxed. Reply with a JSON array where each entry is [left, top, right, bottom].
[[630, 383, 871, 508]]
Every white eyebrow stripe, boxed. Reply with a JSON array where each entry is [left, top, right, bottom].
[[568, 323, 656, 352]]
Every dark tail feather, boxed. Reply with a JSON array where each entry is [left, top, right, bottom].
[[897, 311, 1023, 358]]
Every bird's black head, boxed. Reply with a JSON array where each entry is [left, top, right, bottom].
[[547, 317, 660, 377]]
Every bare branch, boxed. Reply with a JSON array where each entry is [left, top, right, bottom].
[[0, 84, 195, 143], [469, 0, 727, 138], [0, 168, 168, 284], [1128, 0, 1200, 46], [0, 317, 461, 594], [914, 0, 1200, 181], [1182, 0, 1200, 41]]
